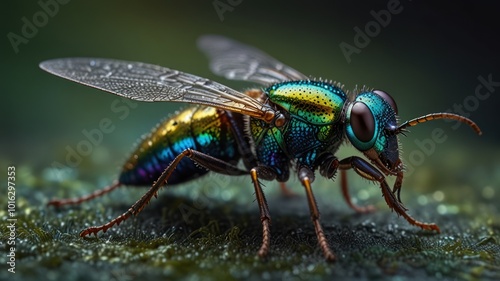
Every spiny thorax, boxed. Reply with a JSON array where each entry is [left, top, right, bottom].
[[249, 81, 348, 178], [267, 80, 347, 125]]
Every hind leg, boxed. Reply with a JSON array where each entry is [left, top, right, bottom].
[[80, 148, 247, 236], [48, 180, 122, 207]]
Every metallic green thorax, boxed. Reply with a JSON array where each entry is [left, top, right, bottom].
[[250, 81, 347, 181], [267, 81, 346, 125]]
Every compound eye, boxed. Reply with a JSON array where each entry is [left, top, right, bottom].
[[373, 90, 398, 114], [350, 102, 375, 143]]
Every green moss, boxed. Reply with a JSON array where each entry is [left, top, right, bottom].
[[1, 160, 499, 281]]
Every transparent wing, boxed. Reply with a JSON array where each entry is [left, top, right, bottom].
[[39, 58, 276, 121], [198, 35, 308, 85]]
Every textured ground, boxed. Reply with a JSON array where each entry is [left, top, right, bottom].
[[1, 149, 499, 281]]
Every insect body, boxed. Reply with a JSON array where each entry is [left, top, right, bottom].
[[119, 106, 242, 186], [40, 35, 481, 261]]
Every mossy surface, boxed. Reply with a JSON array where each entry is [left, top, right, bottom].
[[1, 154, 499, 281]]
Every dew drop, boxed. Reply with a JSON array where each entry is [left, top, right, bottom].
[[433, 191, 445, 202]]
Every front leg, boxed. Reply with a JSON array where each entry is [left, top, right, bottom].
[[339, 156, 440, 232], [339, 169, 376, 213], [319, 154, 374, 213]]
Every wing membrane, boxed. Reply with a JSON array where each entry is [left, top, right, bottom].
[[39, 58, 275, 121], [198, 35, 308, 85]]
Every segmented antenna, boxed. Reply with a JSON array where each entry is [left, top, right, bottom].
[[395, 113, 482, 135]]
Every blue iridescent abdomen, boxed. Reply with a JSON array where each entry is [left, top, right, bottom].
[[119, 106, 241, 186]]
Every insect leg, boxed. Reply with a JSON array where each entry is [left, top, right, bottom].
[[225, 111, 258, 169], [392, 171, 404, 203], [249, 166, 274, 258], [224, 111, 294, 198], [339, 156, 440, 232], [318, 153, 373, 213], [339, 169, 376, 213], [48, 180, 122, 207], [80, 149, 248, 237], [298, 166, 336, 261]]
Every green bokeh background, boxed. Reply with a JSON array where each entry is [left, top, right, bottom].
[[1, 1, 499, 280]]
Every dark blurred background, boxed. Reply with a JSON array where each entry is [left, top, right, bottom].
[[1, 0, 499, 190]]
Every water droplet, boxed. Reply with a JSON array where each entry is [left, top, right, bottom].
[[417, 195, 428, 205], [433, 191, 445, 202], [437, 204, 447, 214], [357, 189, 369, 200]]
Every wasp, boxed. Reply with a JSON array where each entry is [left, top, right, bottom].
[[40, 35, 481, 261]]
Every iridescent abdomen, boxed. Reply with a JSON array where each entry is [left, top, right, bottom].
[[119, 106, 241, 186]]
